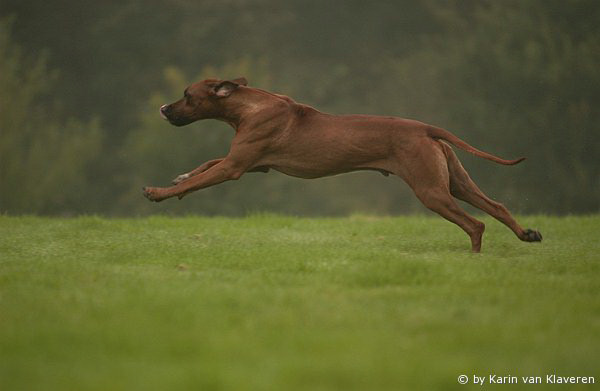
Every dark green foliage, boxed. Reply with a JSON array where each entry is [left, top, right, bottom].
[[0, 19, 104, 214], [0, 1, 598, 215]]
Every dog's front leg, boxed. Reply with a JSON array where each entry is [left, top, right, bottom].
[[172, 158, 224, 184], [143, 159, 247, 202]]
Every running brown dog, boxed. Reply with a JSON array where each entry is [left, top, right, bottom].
[[143, 77, 542, 252]]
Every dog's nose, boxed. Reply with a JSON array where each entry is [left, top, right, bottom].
[[160, 104, 170, 120]]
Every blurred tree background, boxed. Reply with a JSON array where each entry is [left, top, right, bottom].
[[1, 0, 598, 216]]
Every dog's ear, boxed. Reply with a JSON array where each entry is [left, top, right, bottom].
[[210, 77, 247, 98], [231, 77, 248, 86]]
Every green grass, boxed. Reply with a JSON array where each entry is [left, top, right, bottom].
[[1, 215, 599, 390]]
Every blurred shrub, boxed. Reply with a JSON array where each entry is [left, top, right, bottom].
[[0, 19, 104, 214]]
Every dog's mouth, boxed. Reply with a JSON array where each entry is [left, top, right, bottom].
[[169, 117, 193, 127], [159, 104, 195, 126]]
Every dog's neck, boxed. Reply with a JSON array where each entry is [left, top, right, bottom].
[[215, 87, 292, 130]]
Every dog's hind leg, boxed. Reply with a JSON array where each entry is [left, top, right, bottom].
[[412, 187, 486, 252], [440, 141, 542, 243], [401, 140, 486, 252]]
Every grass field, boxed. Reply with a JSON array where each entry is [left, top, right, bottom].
[[1, 215, 599, 390]]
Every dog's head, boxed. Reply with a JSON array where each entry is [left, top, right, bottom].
[[159, 77, 248, 126]]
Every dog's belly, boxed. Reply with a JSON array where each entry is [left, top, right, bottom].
[[261, 140, 393, 179], [268, 164, 390, 179], [268, 164, 341, 179]]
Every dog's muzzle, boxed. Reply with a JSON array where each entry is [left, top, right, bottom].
[[159, 104, 169, 120]]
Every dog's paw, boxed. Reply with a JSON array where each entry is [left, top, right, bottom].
[[522, 228, 543, 242], [142, 186, 167, 202], [172, 173, 190, 185]]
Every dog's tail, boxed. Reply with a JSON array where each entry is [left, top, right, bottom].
[[426, 125, 525, 166]]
